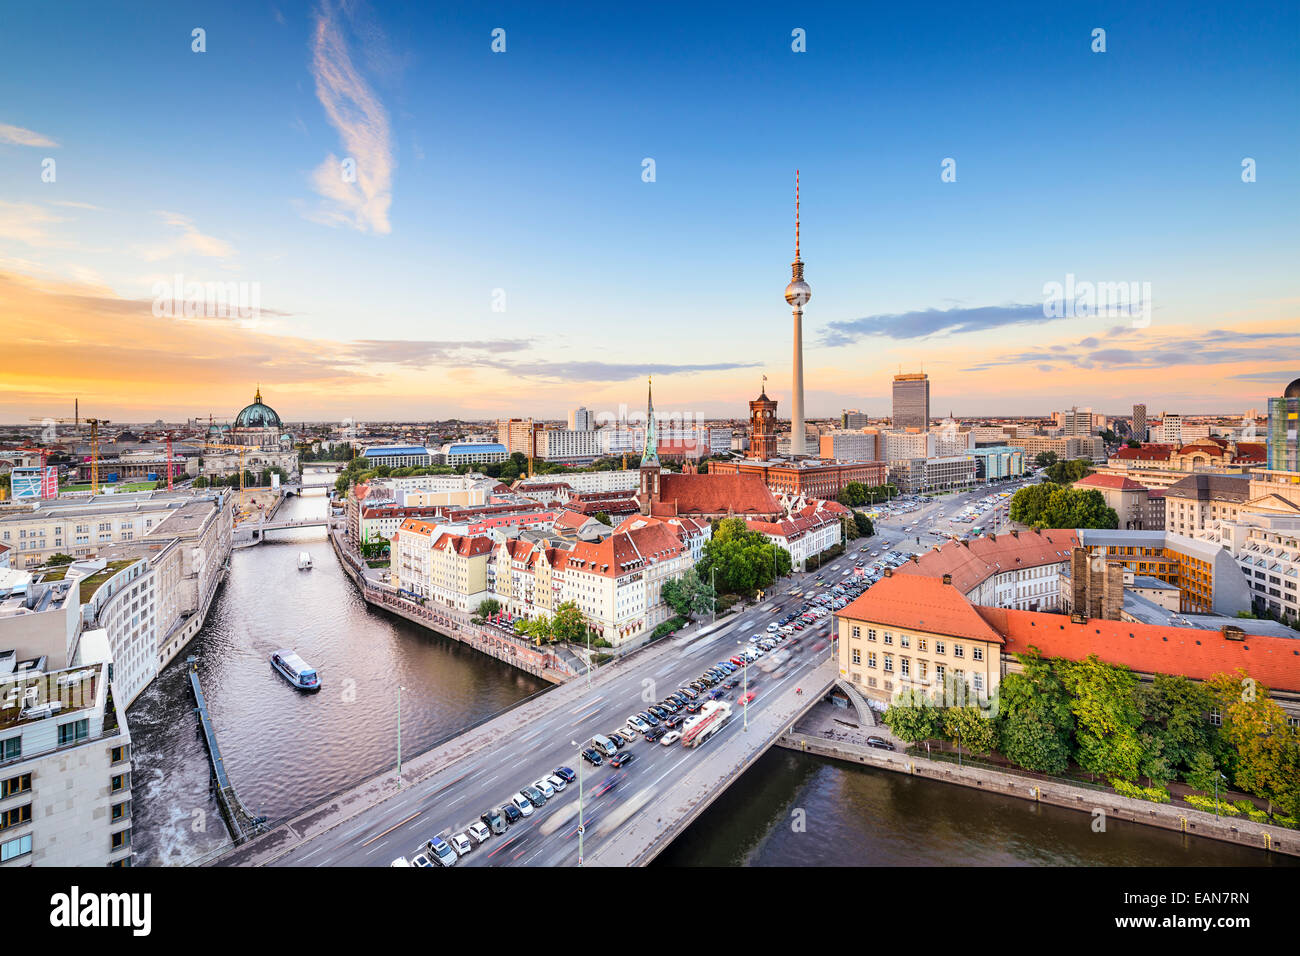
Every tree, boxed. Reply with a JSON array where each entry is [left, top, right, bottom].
[[697, 517, 791, 597], [1034, 451, 1059, 468], [995, 653, 1075, 774], [853, 513, 874, 538], [476, 598, 501, 618], [46, 552, 74, 566], [1207, 671, 1300, 817], [1009, 482, 1118, 530], [943, 706, 999, 756], [883, 690, 943, 743], [1057, 656, 1144, 783], [1134, 673, 1219, 786], [593, 511, 612, 526], [1125, 438, 1141, 448], [1099, 429, 1118, 444], [551, 601, 588, 644]]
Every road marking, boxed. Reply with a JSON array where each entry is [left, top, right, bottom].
[[361, 808, 423, 847], [364, 839, 390, 856], [569, 695, 604, 715], [572, 705, 603, 724]]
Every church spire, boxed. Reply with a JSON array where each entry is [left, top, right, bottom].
[[641, 375, 660, 466]]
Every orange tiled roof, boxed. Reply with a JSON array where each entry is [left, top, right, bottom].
[[893, 529, 1079, 594], [979, 606, 1300, 693], [1113, 444, 1174, 461], [839, 574, 1005, 644], [1075, 473, 1150, 491], [654, 473, 781, 517]]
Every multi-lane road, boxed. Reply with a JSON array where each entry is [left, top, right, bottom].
[[261, 553, 857, 867]]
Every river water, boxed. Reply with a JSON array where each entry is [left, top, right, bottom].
[[129, 469, 1291, 867]]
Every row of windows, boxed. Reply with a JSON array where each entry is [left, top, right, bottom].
[[848, 626, 981, 660]]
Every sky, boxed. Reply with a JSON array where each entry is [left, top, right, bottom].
[[1, 0, 1297, 425]]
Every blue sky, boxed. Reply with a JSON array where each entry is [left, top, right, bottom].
[[0, 0, 1296, 422]]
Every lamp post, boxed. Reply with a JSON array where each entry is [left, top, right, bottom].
[[1214, 771, 1226, 817], [711, 567, 717, 625], [571, 739, 585, 865], [396, 684, 404, 788]]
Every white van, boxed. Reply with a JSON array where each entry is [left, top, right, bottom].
[[592, 733, 618, 757]]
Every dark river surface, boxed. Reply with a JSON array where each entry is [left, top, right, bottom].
[[130, 469, 1290, 867]]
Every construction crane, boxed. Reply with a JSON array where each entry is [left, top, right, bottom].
[[30, 416, 109, 494]]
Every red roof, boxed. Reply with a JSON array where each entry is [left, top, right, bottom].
[[980, 606, 1300, 693], [1113, 444, 1174, 461], [565, 522, 685, 578], [893, 529, 1079, 594], [839, 574, 1005, 644], [1074, 473, 1150, 491], [432, 532, 494, 557], [653, 473, 781, 518]]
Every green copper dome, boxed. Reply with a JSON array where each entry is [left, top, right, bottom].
[[233, 387, 282, 429]]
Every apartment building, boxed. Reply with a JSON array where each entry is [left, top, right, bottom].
[[819, 430, 879, 461], [1208, 513, 1300, 624], [393, 520, 493, 612], [536, 429, 602, 462], [894, 528, 1078, 611], [745, 505, 843, 571], [0, 492, 194, 569]]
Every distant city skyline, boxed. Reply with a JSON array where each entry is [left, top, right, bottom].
[[1, 1, 1297, 422]]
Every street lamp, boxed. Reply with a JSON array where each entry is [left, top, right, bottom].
[[1214, 771, 1227, 817], [396, 684, 404, 789], [571, 739, 585, 865], [711, 567, 717, 625]]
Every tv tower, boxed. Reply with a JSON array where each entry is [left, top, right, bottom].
[[784, 170, 811, 456]]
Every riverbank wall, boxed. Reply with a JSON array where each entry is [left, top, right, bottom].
[[328, 529, 572, 684], [776, 730, 1299, 858]]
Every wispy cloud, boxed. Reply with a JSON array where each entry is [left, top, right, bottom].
[[479, 360, 761, 383], [0, 122, 58, 148], [819, 303, 1055, 347], [0, 201, 70, 248], [138, 211, 237, 262], [962, 325, 1300, 373], [306, 0, 394, 234], [346, 339, 533, 368]]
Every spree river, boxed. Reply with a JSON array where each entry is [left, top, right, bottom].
[[130, 469, 1290, 867]]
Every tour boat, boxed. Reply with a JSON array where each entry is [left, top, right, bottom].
[[298, 551, 313, 570], [271, 650, 321, 691]]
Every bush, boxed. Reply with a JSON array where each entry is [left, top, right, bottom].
[[1184, 794, 1238, 816], [651, 616, 686, 641], [1112, 779, 1171, 803], [1232, 800, 1269, 824], [592, 653, 614, 666], [1271, 815, 1299, 830]]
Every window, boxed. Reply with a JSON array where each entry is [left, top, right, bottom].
[[953, 644, 965, 659], [935, 641, 945, 655], [867, 628, 876, 642], [0, 834, 31, 862], [867, 652, 876, 669], [111, 828, 131, 851], [851, 648, 861, 665], [0, 803, 32, 831], [900, 657, 910, 677], [918, 637, 927, 652], [900, 634, 910, 648], [883, 632, 893, 645], [1, 773, 31, 798], [111, 772, 130, 794], [110, 744, 130, 765], [112, 801, 131, 823], [883, 654, 893, 673], [935, 664, 945, 683], [1208, 707, 1221, 727], [973, 674, 985, 693], [972, 646, 983, 662], [850, 625, 860, 639], [1, 737, 20, 761]]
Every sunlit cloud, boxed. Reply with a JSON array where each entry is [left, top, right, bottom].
[[0, 201, 70, 248], [306, 0, 394, 234], [0, 121, 58, 147], [137, 211, 237, 262]]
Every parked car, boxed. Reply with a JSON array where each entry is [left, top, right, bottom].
[[510, 793, 534, 817], [427, 837, 458, 866], [532, 778, 556, 799], [449, 832, 473, 856], [467, 821, 492, 845], [411, 853, 433, 867], [581, 747, 603, 766], [865, 736, 895, 751], [499, 802, 521, 824], [481, 808, 507, 835], [644, 726, 667, 743], [547, 773, 568, 792]]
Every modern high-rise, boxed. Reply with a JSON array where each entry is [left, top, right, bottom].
[[497, 418, 540, 457], [1060, 407, 1095, 437], [841, 409, 869, 429], [1158, 413, 1183, 445], [1132, 404, 1148, 442], [1267, 378, 1300, 471], [568, 407, 594, 431], [891, 373, 930, 429]]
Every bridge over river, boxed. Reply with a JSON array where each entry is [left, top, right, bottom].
[[209, 584, 856, 867]]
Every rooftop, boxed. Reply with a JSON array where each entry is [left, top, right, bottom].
[[0, 660, 104, 734]]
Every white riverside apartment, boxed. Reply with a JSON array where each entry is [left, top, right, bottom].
[[0, 629, 133, 867], [1203, 513, 1300, 624]]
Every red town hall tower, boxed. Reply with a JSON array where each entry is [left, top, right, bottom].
[[748, 376, 779, 460]]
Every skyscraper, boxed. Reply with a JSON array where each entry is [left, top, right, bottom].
[[892, 372, 930, 429], [784, 171, 811, 456], [1267, 378, 1300, 471], [568, 406, 593, 431], [1132, 403, 1147, 442]]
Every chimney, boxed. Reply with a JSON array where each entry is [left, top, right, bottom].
[[883, 567, 892, 577], [1222, 625, 1246, 642], [942, 573, 952, 585]]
